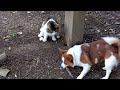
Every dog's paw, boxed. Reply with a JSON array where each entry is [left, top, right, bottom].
[[102, 67, 106, 70], [52, 37, 57, 41], [101, 77, 108, 79], [39, 37, 44, 41], [56, 35, 60, 39], [42, 38, 47, 42], [77, 76, 82, 79], [38, 34, 42, 37]]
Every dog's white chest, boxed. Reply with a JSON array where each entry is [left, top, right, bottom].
[[67, 45, 83, 66]]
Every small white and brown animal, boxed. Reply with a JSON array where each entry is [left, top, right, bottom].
[[38, 17, 60, 42], [59, 37, 120, 79]]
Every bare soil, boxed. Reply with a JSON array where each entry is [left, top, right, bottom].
[[0, 11, 120, 79]]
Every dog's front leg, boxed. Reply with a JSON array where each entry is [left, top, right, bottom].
[[77, 64, 91, 79], [38, 31, 44, 38], [42, 33, 48, 42]]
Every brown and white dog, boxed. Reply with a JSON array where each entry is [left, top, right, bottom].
[[59, 37, 120, 79]]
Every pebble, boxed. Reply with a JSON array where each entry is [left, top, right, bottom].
[[15, 74, 17, 78], [85, 18, 88, 21], [3, 18, 7, 19], [105, 22, 110, 26], [115, 22, 120, 25], [27, 11, 31, 13], [13, 11, 17, 13], [8, 47, 11, 51], [110, 29, 113, 31], [4, 39, 9, 41], [41, 11, 45, 14], [17, 32, 23, 35], [2, 36, 10, 39], [97, 29, 100, 33], [104, 29, 107, 31], [58, 77, 63, 79]]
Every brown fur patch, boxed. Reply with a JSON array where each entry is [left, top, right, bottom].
[[63, 54, 73, 65], [60, 38, 120, 67], [80, 51, 92, 65], [80, 39, 115, 64]]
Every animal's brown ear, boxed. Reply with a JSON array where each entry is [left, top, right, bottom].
[[66, 54, 73, 64], [58, 48, 67, 54]]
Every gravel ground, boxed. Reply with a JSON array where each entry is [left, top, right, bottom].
[[0, 11, 120, 79]]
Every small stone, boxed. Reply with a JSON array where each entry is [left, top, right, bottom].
[[2, 35, 10, 39], [2, 21, 7, 24], [85, 18, 88, 21], [4, 39, 9, 41], [110, 29, 113, 31], [41, 11, 45, 14], [17, 32, 23, 35], [97, 29, 100, 33], [104, 29, 107, 31], [58, 77, 63, 79], [47, 65, 50, 68], [15, 74, 17, 78], [8, 47, 11, 51], [3, 18, 7, 19], [115, 22, 120, 25], [58, 17, 61, 21], [105, 22, 110, 26], [13, 11, 17, 13], [27, 11, 31, 13], [111, 17, 114, 19]]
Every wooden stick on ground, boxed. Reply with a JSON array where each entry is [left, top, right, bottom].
[[66, 67, 74, 78]]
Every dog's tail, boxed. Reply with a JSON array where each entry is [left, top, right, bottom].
[[102, 37, 120, 57]]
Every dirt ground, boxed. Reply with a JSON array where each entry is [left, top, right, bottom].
[[0, 11, 120, 79]]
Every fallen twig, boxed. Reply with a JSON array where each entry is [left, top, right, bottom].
[[66, 67, 74, 78]]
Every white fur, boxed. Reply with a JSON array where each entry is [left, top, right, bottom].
[[102, 37, 119, 45], [61, 57, 68, 69], [77, 64, 91, 79], [38, 19, 60, 42], [61, 44, 120, 79], [67, 45, 82, 66], [102, 54, 119, 79], [61, 45, 91, 79]]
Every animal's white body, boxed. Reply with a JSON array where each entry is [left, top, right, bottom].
[[38, 19, 60, 42]]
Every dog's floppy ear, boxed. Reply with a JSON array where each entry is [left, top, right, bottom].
[[58, 48, 67, 54]]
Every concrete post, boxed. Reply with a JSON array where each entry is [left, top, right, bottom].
[[64, 11, 85, 47]]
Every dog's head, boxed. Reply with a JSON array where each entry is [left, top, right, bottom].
[[41, 17, 59, 33], [58, 48, 74, 69]]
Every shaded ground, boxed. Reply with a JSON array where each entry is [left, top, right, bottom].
[[0, 11, 120, 79]]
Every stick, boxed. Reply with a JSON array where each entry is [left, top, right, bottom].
[[66, 67, 74, 78]]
